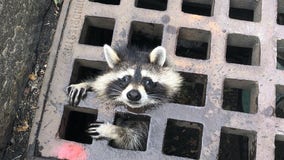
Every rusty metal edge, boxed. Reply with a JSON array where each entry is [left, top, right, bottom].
[[26, 0, 72, 159]]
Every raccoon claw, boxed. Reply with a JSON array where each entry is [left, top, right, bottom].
[[87, 123, 104, 139], [87, 122, 115, 139], [66, 84, 87, 106]]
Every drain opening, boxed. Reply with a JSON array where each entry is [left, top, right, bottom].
[[109, 112, 150, 151], [182, 0, 213, 16], [275, 135, 284, 160], [277, 0, 284, 25], [226, 46, 252, 65], [79, 16, 115, 46], [89, 0, 120, 5], [128, 21, 163, 52], [174, 72, 207, 106], [176, 28, 211, 60], [229, 0, 261, 22], [218, 127, 256, 160], [135, 0, 168, 11], [277, 13, 284, 25], [226, 34, 260, 66], [229, 8, 254, 21], [58, 106, 98, 144], [222, 79, 258, 114], [277, 40, 284, 70], [276, 85, 284, 118], [70, 60, 107, 84], [162, 119, 203, 159]]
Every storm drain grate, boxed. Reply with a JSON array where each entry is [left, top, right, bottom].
[[58, 106, 98, 144], [218, 127, 257, 160], [222, 79, 258, 114], [129, 21, 163, 51], [229, 0, 261, 22], [176, 28, 211, 60], [226, 34, 260, 66], [162, 119, 203, 159], [28, 0, 284, 159]]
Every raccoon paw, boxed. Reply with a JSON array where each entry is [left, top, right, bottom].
[[87, 122, 119, 140], [66, 83, 88, 106]]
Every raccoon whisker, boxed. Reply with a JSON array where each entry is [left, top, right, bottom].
[[109, 84, 124, 92], [148, 95, 167, 101], [107, 92, 121, 98], [148, 94, 166, 98], [148, 94, 164, 97], [109, 88, 122, 93], [148, 96, 163, 100], [108, 95, 120, 99], [109, 92, 120, 95]]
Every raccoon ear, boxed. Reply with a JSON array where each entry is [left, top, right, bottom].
[[103, 44, 120, 69], [149, 46, 167, 66]]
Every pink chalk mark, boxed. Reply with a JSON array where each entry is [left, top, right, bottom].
[[57, 142, 87, 160]]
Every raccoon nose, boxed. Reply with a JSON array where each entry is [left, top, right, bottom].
[[127, 90, 141, 101]]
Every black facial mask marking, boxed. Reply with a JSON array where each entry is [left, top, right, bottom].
[[142, 77, 156, 91], [106, 75, 132, 99]]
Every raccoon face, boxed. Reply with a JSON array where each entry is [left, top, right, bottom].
[[94, 45, 183, 108], [108, 70, 169, 108]]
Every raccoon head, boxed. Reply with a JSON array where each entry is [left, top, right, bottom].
[[94, 45, 183, 108]]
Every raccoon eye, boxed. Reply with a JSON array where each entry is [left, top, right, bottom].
[[120, 75, 131, 83], [142, 77, 155, 89], [118, 75, 131, 88]]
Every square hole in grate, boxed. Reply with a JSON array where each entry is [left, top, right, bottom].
[[162, 119, 203, 159], [226, 34, 260, 66], [135, 0, 168, 11], [79, 16, 115, 46], [58, 106, 98, 144], [176, 28, 211, 60], [174, 72, 207, 106], [277, 0, 284, 25], [275, 135, 284, 160], [128, 21, 163, 52], [108, 112, 151, 151], [182, 0, 213, 16], [89, 0, 120, 5], [222, 79, 258, 114], [70, 59, 107, 84], [277, 40, 284, 70], [229, 0, 261, 22], [218, 127, 256, 160], [276, 85, 284, 118]]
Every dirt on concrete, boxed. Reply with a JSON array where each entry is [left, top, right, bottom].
[[1, 2, 60, 160]]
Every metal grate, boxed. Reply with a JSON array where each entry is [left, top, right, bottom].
[[28, 0, 284, 159], [176, 28, 211, 60], [218, 127, 257, 160], [128, 21, 163, 51]]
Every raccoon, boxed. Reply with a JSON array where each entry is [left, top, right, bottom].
[[67, 44, 183, 150]]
